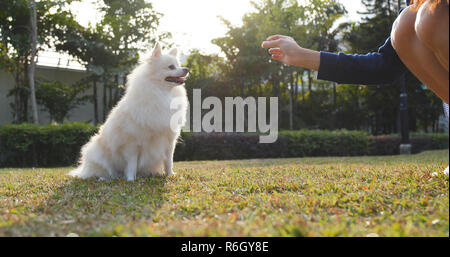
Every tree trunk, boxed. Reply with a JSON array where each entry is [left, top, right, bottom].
[[271, 74, 281, 129], [294, 71, 298, 107], [93, 77, 98, 124], [332, 83, 337, 129], [108, 78, 112, 109], [13, 65, 20, 124], [301, 71, 305, 102], [436, 118, 440, 133], [103, 76, 107, 122], [23, 56, 29, 123], [307, 69, 312, 109], [289, 72, 294, 130], [28, 0, 39, 124], [355, 87, 360, 130], [113, 74, 119, 106], [272, 76, 280, 98]]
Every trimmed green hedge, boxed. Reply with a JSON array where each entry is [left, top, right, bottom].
[[368, 134, 449, 156], [0, 123, 98, 167], [175, 130, 371, 161], [0, 123, 448, 167]]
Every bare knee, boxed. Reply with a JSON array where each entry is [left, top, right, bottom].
[[390, 5, 449, 104], [391, 6, 418, 55], [415, 1, 449, 69], [414, 1, 449, 45]]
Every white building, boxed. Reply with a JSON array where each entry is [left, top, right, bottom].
[[0, 51, 105, 125]]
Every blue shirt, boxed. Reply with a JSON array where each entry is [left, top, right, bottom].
[[317, 0, 410, 85]]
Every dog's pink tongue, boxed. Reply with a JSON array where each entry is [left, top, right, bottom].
[[167, 76, 185, 82]]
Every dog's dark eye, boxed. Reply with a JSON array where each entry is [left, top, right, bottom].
[[168, 65, 176, 70]]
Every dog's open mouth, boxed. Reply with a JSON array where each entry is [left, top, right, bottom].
[[165, 76, 186, 84]]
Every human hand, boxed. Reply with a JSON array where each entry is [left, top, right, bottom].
[[261, 35, 320, 70], [261, 35, 302, 66]]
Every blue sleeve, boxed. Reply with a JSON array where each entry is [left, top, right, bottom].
[[317, 37, 408, 85]]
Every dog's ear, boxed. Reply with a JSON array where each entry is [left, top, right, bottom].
[[152, 42, 162, 58], [169, 48, 178, 57]]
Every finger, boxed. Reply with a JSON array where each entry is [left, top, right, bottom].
[[266, 34, 289, 41], [268, 48, 282, 54], [261, 39, 281, 49], [271, 54, 283, 61]]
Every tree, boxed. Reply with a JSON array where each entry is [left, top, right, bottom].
[[181, 50, 230, 131], [184, 50, 232, 99], [51, 0, 166, 123], [36, 80, 90, 123], [97, 0, 168, 118], [52, 23, 118, 124], [1, 0, 35, 123], [213, 0, 346, 130], [28, 0, 38, 124], [0, 0, 79, 123]]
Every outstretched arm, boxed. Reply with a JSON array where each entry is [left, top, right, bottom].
[[262, 35, 407, 85]]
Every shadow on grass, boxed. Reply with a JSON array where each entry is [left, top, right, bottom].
[[3, 174, 169, 236]]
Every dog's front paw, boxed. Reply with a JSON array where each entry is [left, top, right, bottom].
[[166, 169, 176, 176]]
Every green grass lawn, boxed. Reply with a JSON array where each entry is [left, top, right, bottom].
[[0, 150, 448, 237]]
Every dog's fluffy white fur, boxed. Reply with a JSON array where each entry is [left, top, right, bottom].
[[69, 43, 189, 181]]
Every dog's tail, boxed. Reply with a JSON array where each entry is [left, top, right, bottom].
[[68, 166, 83, 178], [68, 161, 108, 179]]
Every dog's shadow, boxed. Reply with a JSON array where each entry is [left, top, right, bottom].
[[9, 175, 169, 236]]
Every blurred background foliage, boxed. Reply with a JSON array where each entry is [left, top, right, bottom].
[[0, 0, 446, 135]]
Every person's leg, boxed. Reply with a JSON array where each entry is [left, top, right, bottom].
[[415, 1, 449, 72], [391, 5, 449, 104]]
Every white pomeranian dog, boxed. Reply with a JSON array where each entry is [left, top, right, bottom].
[[69, 43, 189, 181]]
